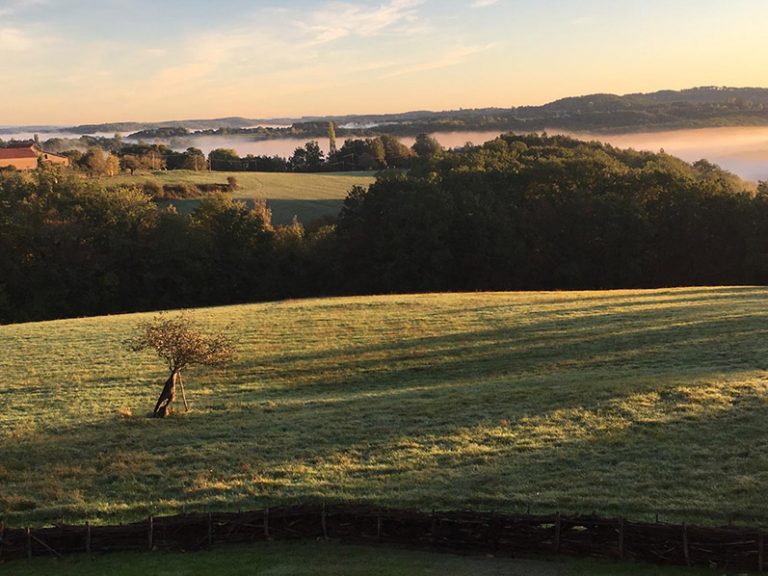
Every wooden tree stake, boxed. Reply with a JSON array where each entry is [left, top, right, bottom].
[[86, 522, 91, 554], [148, 516, 154, 551], [178, 372, 190, 412], [682, 523, 691, 567]]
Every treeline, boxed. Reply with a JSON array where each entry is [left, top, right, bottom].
[[0, 169, 323, 322], [102, 136, 420, 174], [1, 133, 436, 175], [337, 134, 768, 292], [2, 133, 768, 324]]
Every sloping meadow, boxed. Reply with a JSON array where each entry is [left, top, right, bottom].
[[2, 288, 768, 526]]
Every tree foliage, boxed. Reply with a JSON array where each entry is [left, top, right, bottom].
[[78, 147, 121, 176], [4, 134, 768, 325], [126, 313, 234, 416], [336, 133, 766, 292], [127, 313, 234, 372], [289, 141, 325, 172], [411, 133, 443, 158]]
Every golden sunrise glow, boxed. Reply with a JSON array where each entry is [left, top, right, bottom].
[[1, 1, 767, 124]]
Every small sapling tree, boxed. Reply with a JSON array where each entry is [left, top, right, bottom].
[[127, 313, 234, 417]]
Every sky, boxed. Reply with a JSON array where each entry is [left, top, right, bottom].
[[1, 0, 768, 125]]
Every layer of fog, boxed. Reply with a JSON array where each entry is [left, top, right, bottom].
[[3, 127, 767, 182], [179, 128, 768, 182], [0, 130, 118, 141], [561, 127, 768, 182], [171, 131, 504, 160]]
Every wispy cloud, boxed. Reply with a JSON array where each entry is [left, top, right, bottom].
[[136, 25, 293, 100], [139, 0, 427, 95], [296, 0, 426, 45], [570, 15, 596, 26], [0, 0, 54, 53], [381, 43, 498, 78], [470, 0, 499, 8], [0, 0, 48, 18], [0, 26, 35, 51]]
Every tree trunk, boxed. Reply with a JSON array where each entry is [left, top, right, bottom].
[[153, 371, 178, 418]]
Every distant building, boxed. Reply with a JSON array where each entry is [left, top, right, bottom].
[[0, 145, 70, 170]]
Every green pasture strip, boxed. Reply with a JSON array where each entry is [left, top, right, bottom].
[[2, 288, 768, 526], [105, 170, 375, 199], [0, 541, 737, 576], [103, 170, 373, 224]]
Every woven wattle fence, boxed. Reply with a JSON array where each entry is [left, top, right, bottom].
[[0, 505, 764, 571]]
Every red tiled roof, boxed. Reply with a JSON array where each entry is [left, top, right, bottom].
[[0, 146, 37, 160]]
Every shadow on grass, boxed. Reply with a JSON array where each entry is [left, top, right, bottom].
[[4, 286, 768, 525], [229, 296, 768, 400], [267, 199, 343, 226], [3, 364, 768, 526], [157, 198, 343, 225]]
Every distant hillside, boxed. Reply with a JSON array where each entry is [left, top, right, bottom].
[[522, 86, 768, 132], [66, 117, 272, 135], [58, 86, 768, 137]]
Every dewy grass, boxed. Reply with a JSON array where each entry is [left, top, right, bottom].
[[2, 287, 768, 526], [0, 542, 740, 576]]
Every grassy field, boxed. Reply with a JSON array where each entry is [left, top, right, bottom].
[[0, 542, 740, 576], [2, 287, 768, 528], [105, 170, 375, 224]]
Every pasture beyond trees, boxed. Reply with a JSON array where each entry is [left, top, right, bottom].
[[105, 169, 376, 225], [2, 288, 768, 527]]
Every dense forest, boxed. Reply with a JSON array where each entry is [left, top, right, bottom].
[[2, 133, 768, 324]]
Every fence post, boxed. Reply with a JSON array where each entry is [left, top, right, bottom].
[[85, 522, 91, 554], [26, 527, 32, 560], [264, 505, 270, 539], [682, 523, 690, 567], [431, 510, 438, 546], [618, 517, 625, 560], [321, 503, 328, 540], [377, 512, 382, 541], [554, 513, 562, 553], [759, 531, 764, 573], [207, 512, 213, 547], [148, 516, 154, 551]]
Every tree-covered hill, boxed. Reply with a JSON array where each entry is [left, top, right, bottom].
[[2, 132, 767, 324]]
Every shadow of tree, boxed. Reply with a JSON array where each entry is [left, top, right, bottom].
[[3, 287, 768, 526]]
